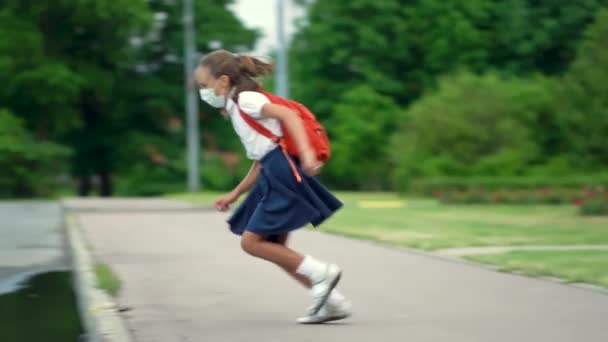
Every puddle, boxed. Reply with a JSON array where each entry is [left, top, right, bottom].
[[0, 272, 84, 341]]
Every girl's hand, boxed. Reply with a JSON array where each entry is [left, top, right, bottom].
[[214, 190, 240, 211], [301, 149, 323, 176]]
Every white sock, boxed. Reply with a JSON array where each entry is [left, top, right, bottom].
[[296, 255, 327, 283]]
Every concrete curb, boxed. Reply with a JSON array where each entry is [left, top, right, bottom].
[[64, 213, 132, 342], [321, 230, 608, 296]]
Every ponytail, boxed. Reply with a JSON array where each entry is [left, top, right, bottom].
[[199, 50, 274, 99], [236, 55, 273, 78]]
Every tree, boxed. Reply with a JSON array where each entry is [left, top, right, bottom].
[[325, 85, 402, 190], [109, 0, 260, 195], [391, 72, 555, 190], [0, 0, 260, 196], [289, 0, 608, 116], [558, 9, 608, 168], [0, 0, 152, 196], [0, 109, 70, 198]]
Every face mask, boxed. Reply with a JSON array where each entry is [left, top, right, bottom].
[[199, 88, 226, 108]]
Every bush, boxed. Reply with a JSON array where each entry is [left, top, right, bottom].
[[0, 109, 71, 198], [416, 176, 608, 205], [579, 188, 608, 216], [325, 85, 402, 190], [558, 9, 608, 168], [391, 72, 557, 191], [201, 153, 250, 192], [411, 175, 608, 195], [113, 162, 185, 197], [435, 188, 578, 205], [114, 151, 250, 196]]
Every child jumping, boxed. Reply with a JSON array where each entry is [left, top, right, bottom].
[[195, 49, 351, 324]]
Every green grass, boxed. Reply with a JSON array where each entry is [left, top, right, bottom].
[[167, 191, 222, 206], [170, 191, 608, 250], [466, 250, 608, 287], [170, 191, 608, 287], [323, 194, 608, 250], [95, 263, 121, 296]]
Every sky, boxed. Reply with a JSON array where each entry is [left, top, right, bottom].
[[228, 0, 305, 55]]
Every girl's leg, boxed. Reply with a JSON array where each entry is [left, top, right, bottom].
[[273, 233, 351, 322], [241, 230, 342, 314], [241, 230, 304, 272], [273, 233, 312, 289]]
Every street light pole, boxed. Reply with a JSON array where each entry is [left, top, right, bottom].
[[276, 0, 289, 97], [184, 0, 200, 192]]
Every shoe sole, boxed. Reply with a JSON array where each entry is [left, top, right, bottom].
[[310, 271, 342, 315], [298, 312, 351, 325]]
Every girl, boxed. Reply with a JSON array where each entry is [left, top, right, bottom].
[[195, 50, 351, 324]]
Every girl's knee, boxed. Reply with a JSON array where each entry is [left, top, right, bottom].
[[240, 234, 260, 255]]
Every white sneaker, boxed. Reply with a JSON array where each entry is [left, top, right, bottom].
[[309, 264, 342, 315], [297, 297, 352, 324]]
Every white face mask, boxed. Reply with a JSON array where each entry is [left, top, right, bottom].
[[199, 88, 226, 108]]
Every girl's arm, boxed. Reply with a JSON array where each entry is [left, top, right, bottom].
[[215, 161, 260, 211], [260, 103, 322, 175], [234, 161, 261, 196]]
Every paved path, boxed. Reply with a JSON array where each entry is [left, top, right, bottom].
[[69, 199, 608, 342], [0, 202, 66, 294]]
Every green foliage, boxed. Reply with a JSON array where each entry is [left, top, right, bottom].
[[95, 263, 121, 297], [114, 149, 249, 197], [0, 0, 259, 197], [291, 1, 608, 192], [105, 0, 259, 196], [325, 85, 401, 189], [0, 109, 71, 198], [410, 175, 608, 194], [290, 0, 608, 115], [392, 72, 556, 190], [580, 198, 608, 216], [411, 176, 608, 205], [2, 0, 608, 196], [558, 9, 608, 169], [579, 187, 608, 216], [437, 189, 579, 205], [114, 163, 185, 197]]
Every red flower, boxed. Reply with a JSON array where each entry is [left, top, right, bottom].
[[572, 199, 584, 207]]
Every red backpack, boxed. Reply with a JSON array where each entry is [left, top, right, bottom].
[[238, 91, 331, 182]]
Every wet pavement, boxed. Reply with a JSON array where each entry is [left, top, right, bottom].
[[0, 202, 67, 294]]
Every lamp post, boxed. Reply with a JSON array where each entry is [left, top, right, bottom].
[[276, 0, 289, 97], [184, 0, 200, 192]]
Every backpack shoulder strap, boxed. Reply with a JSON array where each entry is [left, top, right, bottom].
[[238, 107, 281, 144]]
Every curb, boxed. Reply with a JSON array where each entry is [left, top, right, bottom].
[[321, 230, 608, 296], [64, 212, 132, 342]]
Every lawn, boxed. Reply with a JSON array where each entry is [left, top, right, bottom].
[[168, 191, 222, 206], [170, 191, 608, 287], [466, 250, 608, 288], [169, 191, 608, 250], [325, 193, 608, 251]]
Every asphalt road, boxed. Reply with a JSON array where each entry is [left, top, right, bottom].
[[71, 199, 608, 342]]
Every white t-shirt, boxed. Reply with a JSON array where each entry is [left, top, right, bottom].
[[225, 91, 283, 160]]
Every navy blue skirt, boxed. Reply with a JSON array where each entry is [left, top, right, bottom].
[[227, 147, 343, 240]]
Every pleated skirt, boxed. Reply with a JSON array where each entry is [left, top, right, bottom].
[[227, 147, 343, 241]]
